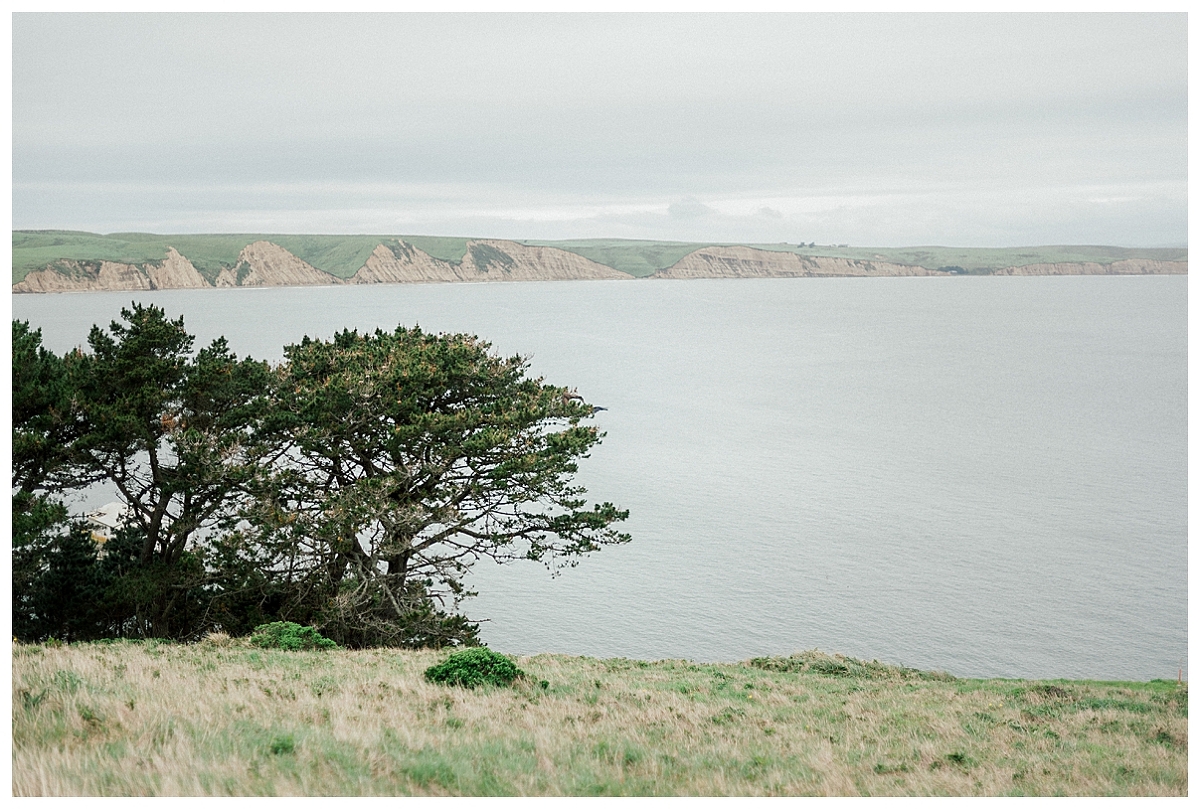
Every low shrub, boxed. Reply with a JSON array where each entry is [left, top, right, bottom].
[[249, 622, 338, 651], [424, 647, 523, 688], [748, 649, 954, 681], [201, 632, 232, 647]]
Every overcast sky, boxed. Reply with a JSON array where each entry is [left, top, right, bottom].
[[12, 13, 1187, 247]]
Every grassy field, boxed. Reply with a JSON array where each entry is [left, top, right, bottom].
[[11, 640, 1186, 797], [14, 231, 1187, 284]]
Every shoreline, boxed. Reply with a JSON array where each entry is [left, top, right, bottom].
[[11, 265, 1189, 295]]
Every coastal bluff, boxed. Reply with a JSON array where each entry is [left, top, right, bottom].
[[651, 246, 948, 279], [13, 239, 628, 293], [348, 239, 627, 284], [650, 246, 1186, 279], [11, 235, 1187, 292]]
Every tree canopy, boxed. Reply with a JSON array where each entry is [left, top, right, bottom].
[[244, 326, 628, 646], [11, 306, 629, 646]]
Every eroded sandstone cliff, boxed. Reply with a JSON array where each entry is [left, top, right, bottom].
[[351, 242, 468, 284], [12, 240, 1188, 293], [214, 241, 341, 287], [653, 247, 1189, 280], [13, 247, 208, 293], [991, 259, 1187, 276], [653, 246, 947, 279], [349, 239, 629, 285], [148, 248, 210, 289]]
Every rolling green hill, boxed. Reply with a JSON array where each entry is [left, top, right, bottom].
[[11, 232, 480, 285], [12, 230, 1188, 285]]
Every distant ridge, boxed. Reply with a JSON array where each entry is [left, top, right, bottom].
[[11, 231, 1187, 292]]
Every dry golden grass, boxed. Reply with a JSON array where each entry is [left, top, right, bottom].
[[11, 640, 1187, 796]]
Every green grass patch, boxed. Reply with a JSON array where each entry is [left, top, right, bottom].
[[398, 235, 473, 264], [519, 238, 707, 277]]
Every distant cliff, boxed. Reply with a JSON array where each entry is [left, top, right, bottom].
[[12, 239, 628, 293], [349, 239, 628, 284], [651, 246, 948, 279], [651, 246, 1188, 280], [989, 259, 1187, 276], [11, 236, 1188, 292], [212, 241, 339, 287], [13, 247, 210, 293]]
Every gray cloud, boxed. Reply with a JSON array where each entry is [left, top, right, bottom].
[[12, 13, 1187, 246], [668, 198, 717, 220]]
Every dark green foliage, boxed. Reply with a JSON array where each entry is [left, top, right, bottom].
[[69, 304, 272, 568], [243, 325, 628, 647], [99, 528, 211, 641], [12, 321, 79, 495], [424, 648, 524, 688], [12, 306, 272, 642], [312, 580, 482, 649], [11, 491, 70, 623], [64, 304, 273, 637], [15, 524, 108, 642], [249, 622, 338, 651], [14, 521, 213, 644], [12, 322, 84, 608], [11, 309, 628, 648]]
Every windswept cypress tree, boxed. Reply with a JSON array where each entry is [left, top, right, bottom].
[[239, 326, 629, 647], [12, 310, 630, 647], [13, 305, 272, 640]]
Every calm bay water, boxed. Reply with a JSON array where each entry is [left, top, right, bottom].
[[13, 275, 1187, 680]]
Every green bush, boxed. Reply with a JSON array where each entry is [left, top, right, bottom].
[[424, 647, 524, 688], [249, 621, 338, 651]]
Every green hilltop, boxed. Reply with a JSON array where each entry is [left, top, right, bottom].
[[11, 230, 1188, 285], [11, 231, 477, 285]]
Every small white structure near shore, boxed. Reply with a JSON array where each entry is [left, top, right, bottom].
[[86, 502, 131, 556]]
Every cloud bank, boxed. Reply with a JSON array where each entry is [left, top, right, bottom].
[[12, 13, 1187, 246]]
